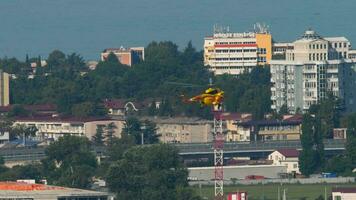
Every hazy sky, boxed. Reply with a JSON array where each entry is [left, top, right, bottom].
[[0, 0, 354, 60]]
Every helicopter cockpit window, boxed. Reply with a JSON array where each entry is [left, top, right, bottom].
[[205, 89, 218, 95]]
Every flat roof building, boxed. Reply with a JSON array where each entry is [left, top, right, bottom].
[[0, 181, 109, 200], [101, 47, 144, 66], [204, 25, 272, 75], [14, 116, 124, 141]]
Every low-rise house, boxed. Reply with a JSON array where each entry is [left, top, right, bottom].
[[104, 99, 141, 116], [333, 128, 347, 139], [14, 115, 124, 140], [144, 117, 213, 143], [268, 149, 300, 174], [332, 188, 356, 200], [0, 131, 9, 144]]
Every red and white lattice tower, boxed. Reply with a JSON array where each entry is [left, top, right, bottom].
[[213, 110, 224, 200]]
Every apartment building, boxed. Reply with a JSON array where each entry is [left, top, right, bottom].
[[101, 47, 144, 66], [14, 116, 124, 140], [271, 29, 356, 113], [204, 26, 272, 75], [0, 70, 9, 106]]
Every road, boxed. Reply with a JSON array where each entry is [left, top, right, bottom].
[[0, 139, 346, 162]]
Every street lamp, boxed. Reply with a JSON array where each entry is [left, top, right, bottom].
[[141, 124, 146, 145]]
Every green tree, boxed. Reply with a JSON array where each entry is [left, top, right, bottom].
[[7, 104, 30, 118], [0, 164, 43, 181], [122, 117, 142, 144], [310, 94, 341, 138], [92, 125, 105, 146], [106, 144, 200, 200], [105, 122, 117, 146], [10, 124, 38, 143], [42, 135, 97, 189], [71, 101, 107, 117], [142, 120, 160, 144], [346, 128, 356, 168], [299, 114, 317, 176], [47, 50, 66, 70]]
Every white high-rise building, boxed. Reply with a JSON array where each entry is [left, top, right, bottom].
[[270, 30, 356, 113]]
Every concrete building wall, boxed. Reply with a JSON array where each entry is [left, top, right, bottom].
[[256, 33, 272, 64], [332, 192, 356, 200], [188, 165, 287, 181], [0, 70, 9, 106], [84, 120, 125, 139], [0, 131, 9, 144], [157, 122, 213, 143], [15, 119, 124, 141]]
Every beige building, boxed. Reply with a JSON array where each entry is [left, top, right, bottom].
[[14, 116, 124, 140], [268, 149, 300, 174], [0, 70, 9, 106], [235, 117, 302, 142], [222, 113, 252, 142], [144, 117, 213, 143]]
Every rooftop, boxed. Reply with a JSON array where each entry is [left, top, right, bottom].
[[332, 187, 356, 193], [0, 182, 108, 199], [15, 115, 114, 123], [237, 119, 302, 127], [324, 37, 349, 42], [276, 149, 299, 157]]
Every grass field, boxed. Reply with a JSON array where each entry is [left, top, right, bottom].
[[192, 183, 356, 200]]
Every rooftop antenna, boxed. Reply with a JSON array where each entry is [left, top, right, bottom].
[[254, 22, 269, 34]]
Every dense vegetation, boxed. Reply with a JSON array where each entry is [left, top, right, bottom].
[[0, 120, 201, 199], [299, 95, 356, 176], [2, 41, 271, 119]]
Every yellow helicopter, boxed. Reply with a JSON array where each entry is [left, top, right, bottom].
[[182, 87, 224, 108], [166, 79, 224, 108]]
